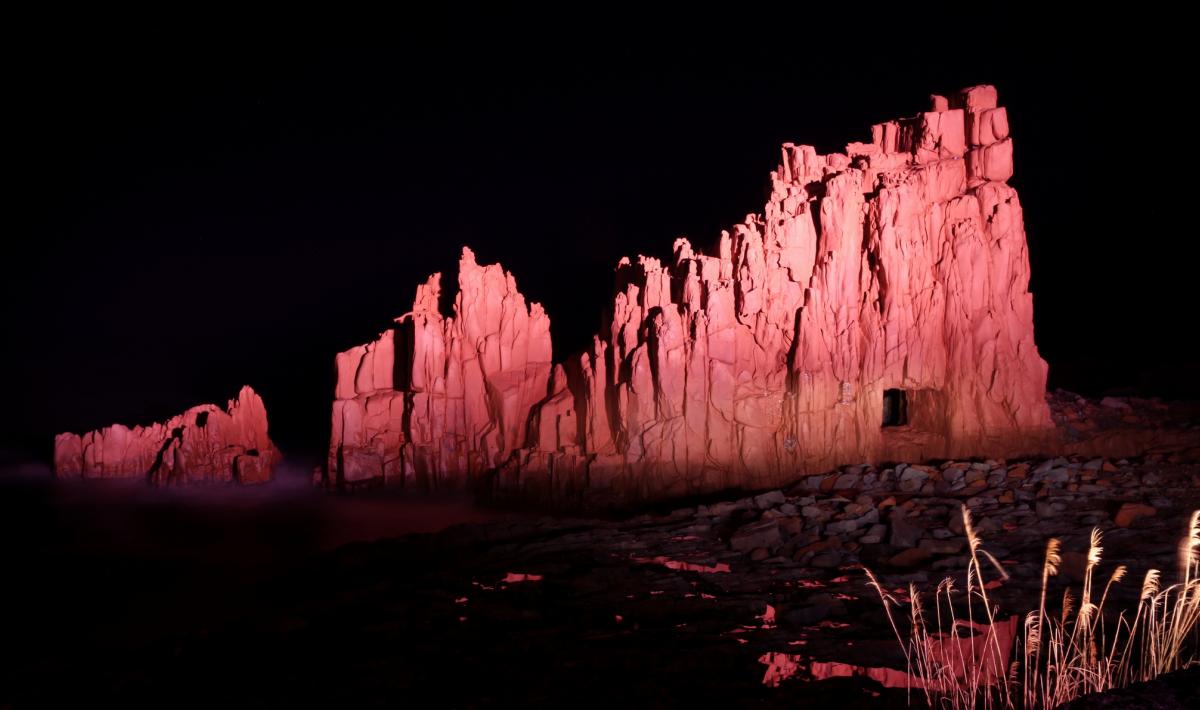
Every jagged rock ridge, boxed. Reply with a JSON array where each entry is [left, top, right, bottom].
[[54, 385, 279, 485], [329, 85, 1054, 503]]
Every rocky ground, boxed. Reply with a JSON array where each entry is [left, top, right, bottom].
[[1047, 390, 1200, 455], [5, 446, 1200, 707], [3, 394, 1199, 708]]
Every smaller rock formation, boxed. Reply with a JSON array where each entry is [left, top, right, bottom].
[[54, 386, 280, 485], [328, 247, 553, 490]]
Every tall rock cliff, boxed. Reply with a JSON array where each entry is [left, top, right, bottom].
[[54, 386, 280, 485], [329, 85, 1054, 503]]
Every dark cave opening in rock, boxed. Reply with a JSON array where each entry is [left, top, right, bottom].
[[882, 388, 908, 428]]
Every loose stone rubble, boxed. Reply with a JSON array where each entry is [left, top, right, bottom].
[[283, 451, 1200, 701]]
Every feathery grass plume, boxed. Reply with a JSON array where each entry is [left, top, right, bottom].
[[862, 566, 907, 661], [907, 583, 935, 706], [1073, 529, 1105, 670], [963, 504, 1015, 707], [1095, 565, 1128, 663], [1097, 565, 1127, 621], [1038, 538, 1062, 654], [1181, 510, 1199, 584], [1025, 612, 1042, 657], [1141, 569, 1161, 602], [1107, 565, 1127, 586], [1029, 537, 1062, 706], [938, 576, 956, 596], [1080, 528, 1103, 614], [962, 503, 981, 554], [909, 582, 924, 625], [1076, 602, 1097, 631], [1044, 539, 1062, 578], [1155, 511, 1200, 679], [1061, 588, 1074, 626], [863, 508, 1199, 709], [1087, 528, 1104, 568]]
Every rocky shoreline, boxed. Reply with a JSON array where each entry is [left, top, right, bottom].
[[7, 442, 1199, 707]]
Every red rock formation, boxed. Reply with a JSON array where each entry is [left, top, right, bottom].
[[330, 85, 1054, 503], [54, 386, 279, 485], [329, 248, 553, 488], [759, 616, 1018, 688]]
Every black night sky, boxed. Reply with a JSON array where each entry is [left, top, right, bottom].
[[5, 13, 1195, 464]]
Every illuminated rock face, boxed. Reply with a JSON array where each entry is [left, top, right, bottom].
[[330, 85, 1054, 502], [329, 248, 554, 489], [54, 386, 279, 485]]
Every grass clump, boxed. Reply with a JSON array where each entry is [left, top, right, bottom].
[[864, 507, 1199, 709]]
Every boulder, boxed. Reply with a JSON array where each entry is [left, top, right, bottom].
[[1114, 502, 1156, 528], [730, 520, 783, 553]]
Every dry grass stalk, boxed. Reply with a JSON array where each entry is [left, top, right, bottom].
[[861, 507, 1199, 709]]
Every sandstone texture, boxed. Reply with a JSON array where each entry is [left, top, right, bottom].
[[329, 248, 553, 489], [330, 85, 1060, 503], [54, 386, 279, 485]]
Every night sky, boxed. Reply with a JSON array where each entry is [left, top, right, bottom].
[[5, 13, 1194, 464]]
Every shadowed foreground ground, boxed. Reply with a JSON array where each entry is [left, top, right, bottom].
[[2, 447, 1199, 708]]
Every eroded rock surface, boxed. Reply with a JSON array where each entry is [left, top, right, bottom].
[[330, 85, 1062, 503], [54, 386, 279, 485]]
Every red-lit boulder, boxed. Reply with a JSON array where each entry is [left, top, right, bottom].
[[54, 386, 280, 485]]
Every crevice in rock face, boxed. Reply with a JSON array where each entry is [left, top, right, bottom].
[[645, 306, 665, 393], [604, 339, 625, 452], [806, 183, 825, 239], [862, 212, 888, 319], [147, 426, 185, 484], [401, 392, 415, 454], [564, 358, 589, 452], [394, 317, 415, 391], [195, 411, 208, 428]]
